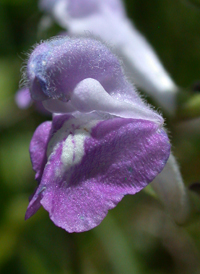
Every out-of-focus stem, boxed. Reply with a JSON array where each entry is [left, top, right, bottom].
[[150, 153, 190, 225], [177, 93, 200, 120]]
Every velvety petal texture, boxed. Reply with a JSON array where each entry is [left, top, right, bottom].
[[25, 36, 171, 232], [30, 121, 52, 181], [26, 114, 170, 232], [39, 0, 178, 114], [27, 37, 163, 125], [27, 36, 140, 103]]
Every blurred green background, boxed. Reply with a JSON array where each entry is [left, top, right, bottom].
[[1, 0, 200, 273]]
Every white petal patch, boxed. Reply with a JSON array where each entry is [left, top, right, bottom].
[[47, 116, 99, 176], [61, 128, 89, 169]]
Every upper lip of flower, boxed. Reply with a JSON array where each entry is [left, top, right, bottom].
[[39, 0, 178, 115], [27, 36, 164, 127], [41, 77, 164, 127]]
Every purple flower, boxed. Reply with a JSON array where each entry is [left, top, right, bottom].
[[15, 88, 32, 109], [25, 36, 171, 232], [15, 88, 50, 114], [39, 0, 177, 114]]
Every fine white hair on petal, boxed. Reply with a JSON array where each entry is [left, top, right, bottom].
[[151, 153, 190, 224], [27, 35, 165, 125], [39, 0, 178, 114]]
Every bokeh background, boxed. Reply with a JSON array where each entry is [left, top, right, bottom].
[[1, 0, 200, 273]]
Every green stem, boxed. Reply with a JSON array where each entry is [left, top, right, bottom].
[[177, 93, 200, 120]]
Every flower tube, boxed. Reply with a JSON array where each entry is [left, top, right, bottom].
[[39, 0, 178, 114]]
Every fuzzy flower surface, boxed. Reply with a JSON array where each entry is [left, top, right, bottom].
[[25, 36, 170, 232], [39, 0, 177, 114]]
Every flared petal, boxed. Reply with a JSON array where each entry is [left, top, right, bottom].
[[29, 121, 52, 181], [26, 115, 170, 232]]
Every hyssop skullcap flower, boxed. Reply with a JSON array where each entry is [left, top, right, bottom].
[[25, 36, 171, 232]]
